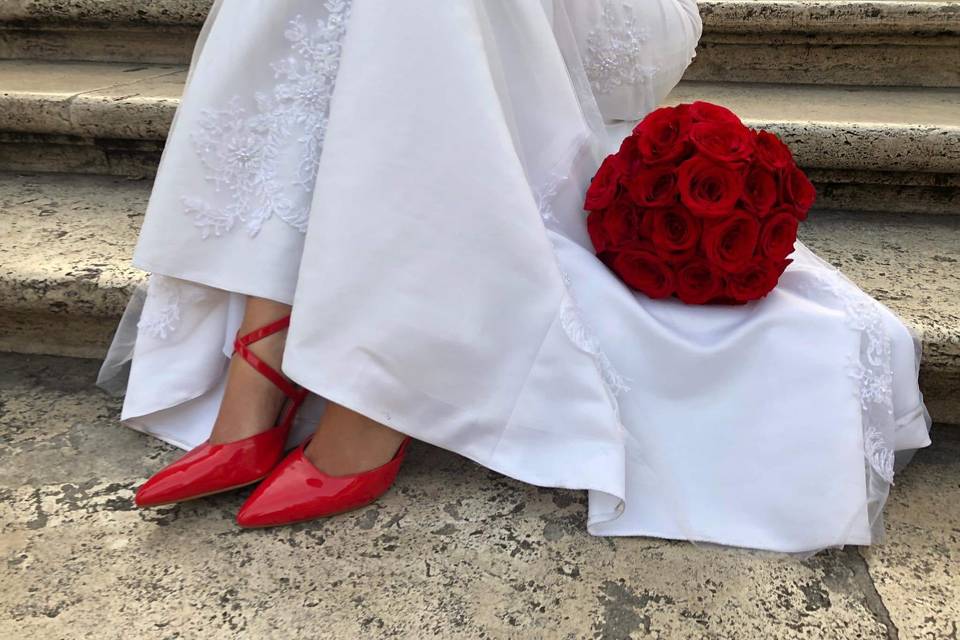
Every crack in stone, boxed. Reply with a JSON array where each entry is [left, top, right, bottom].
[[844, 547, 900, 640]]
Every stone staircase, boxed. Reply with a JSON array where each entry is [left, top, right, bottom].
[[1, 0, 958, 424]]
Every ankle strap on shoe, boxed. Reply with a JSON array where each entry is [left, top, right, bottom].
[[234, 316, 308, 404]]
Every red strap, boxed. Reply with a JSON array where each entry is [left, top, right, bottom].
[[233, 316, 308, 404]]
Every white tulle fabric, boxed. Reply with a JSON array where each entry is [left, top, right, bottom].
[[101, 0, 931, 554]]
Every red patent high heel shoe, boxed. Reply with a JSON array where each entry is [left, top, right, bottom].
[[134, 316, 308, 507], [235, 437, 412, 528]]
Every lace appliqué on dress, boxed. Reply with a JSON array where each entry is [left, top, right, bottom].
[[584, 0, 658, 96], [138, 276, 185, 339], [802, 266, 896, 484], [184, 3, 351, 239], [535, 156, 631, 398]]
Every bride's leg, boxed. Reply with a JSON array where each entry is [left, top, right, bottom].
[[304, 403, 407, 476], [209, 296, 292, 444]]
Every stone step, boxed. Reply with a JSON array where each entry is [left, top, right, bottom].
[[0, 60, 956, 213], [0, 0, 957, 87], [689, 0, 960, 87], [1, 171, 958, 424], [0, 0, 209, 64], [1, 352, 957, 639]]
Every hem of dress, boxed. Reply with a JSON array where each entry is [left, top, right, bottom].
[[893, 400, 933, 452], [281, 354, 628, 509], [132, 254, 296, 307], [586, 526, 872, 555], [121, 417, 203, 452]]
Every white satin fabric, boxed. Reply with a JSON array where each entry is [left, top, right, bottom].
[[101, 0, 931, 553]]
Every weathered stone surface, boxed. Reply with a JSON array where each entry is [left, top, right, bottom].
[[700, 0, 960, 34], [2, 0, 958, 88], [0, 173, 147, 357], [691, 0, 960, 87], [0, 353, 956, 639], [863, 427, 960, 639], [0, 0, 213, 27], [0, 60, 184, 140]]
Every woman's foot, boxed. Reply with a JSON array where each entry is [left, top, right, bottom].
[[209, 297, 293, 444], [304, 402, 408, 476]]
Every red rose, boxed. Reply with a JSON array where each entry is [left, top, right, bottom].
[[759, 212, 799, 260], [726, 259, 773, 302], [612, 135, 644, 176], [633, 106, 691, 165], [584, 155, 621, 211], [613, 250, 676, 298], [689, 121, 754, 165], [740, 166, 778, 217], [701, 211, 760, 273], [678, 156, 744, 218], [780, 165, 816, 219], [726, 258, 792, 302], [626, 165, 679, 208], [601, 194, 644, 249], [650, 206, 700, 257], [753, 130, 794, 172], [689, 101, 743, 126], [675, 259, 724, 305]]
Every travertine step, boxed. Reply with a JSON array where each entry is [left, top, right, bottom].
[[1, 0, 957, 87], [0, 60, 956, 213], [1, 172, 958, 423], [689, 0, 960, 87], [0, 0, 210, 64]]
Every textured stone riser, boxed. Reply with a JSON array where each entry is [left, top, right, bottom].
[[698, 0, 960, 34], [0, 2, 958, 88], [0, 27, 196, 65], [0, 137, 161, 178], [0, 309, 127, 360], [689, 40, 960, 88], [3, 33, 958, 89], [0, 0, 213, 27]]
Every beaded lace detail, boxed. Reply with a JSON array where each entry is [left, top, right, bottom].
[[584, 0, 657, 96], [184, 3, 351, 238]]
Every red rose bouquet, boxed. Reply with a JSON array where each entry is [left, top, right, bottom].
[[585, 101, 815, 304]]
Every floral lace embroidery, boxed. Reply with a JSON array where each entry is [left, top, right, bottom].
[[584, 0, 657, 96], [137, 276, 199, 340], [184, 3, 351, 239], [801, 265, 896, 484]]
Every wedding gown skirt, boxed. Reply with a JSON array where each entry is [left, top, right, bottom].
[[100, 0, 931, 554]]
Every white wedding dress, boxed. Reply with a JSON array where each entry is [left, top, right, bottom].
[[100, 0, 931, 553]]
